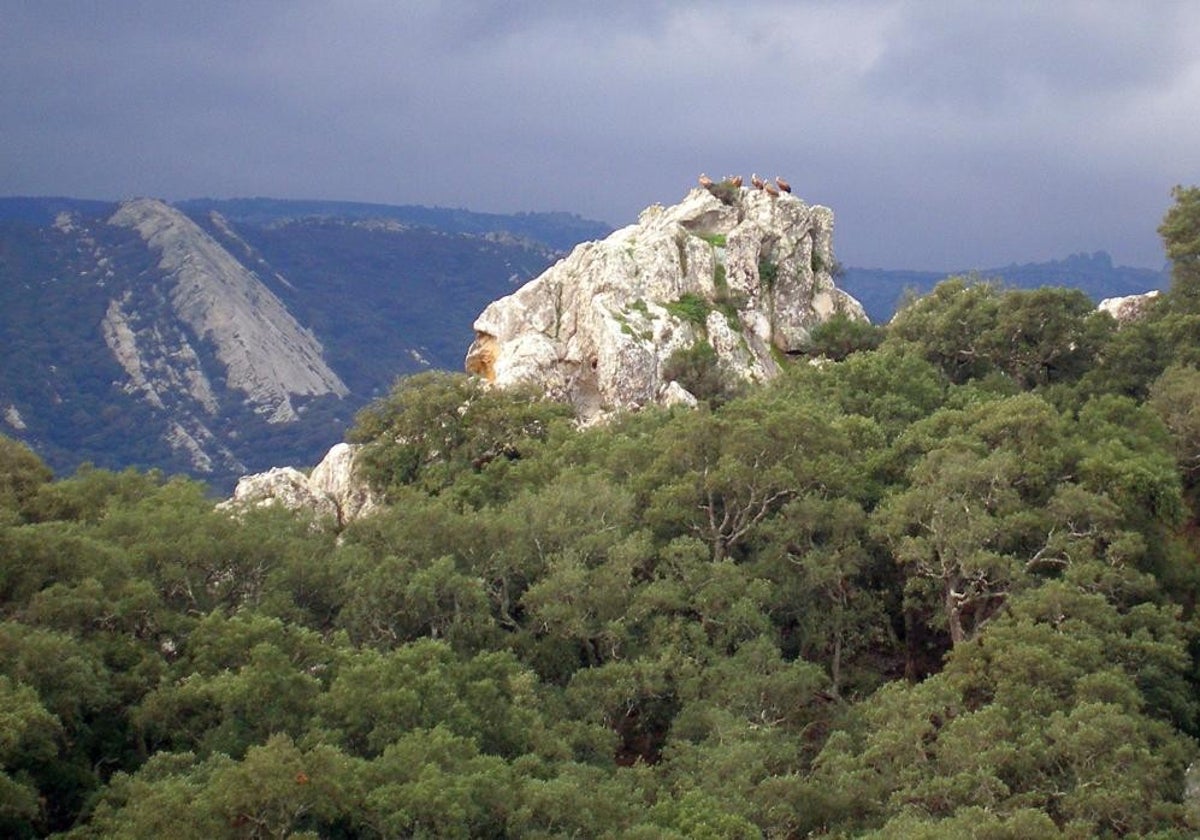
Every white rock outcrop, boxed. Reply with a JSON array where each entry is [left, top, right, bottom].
[[3, 404, 27, 431], [465, 186, 866, 418], [1097, 290, 1161, 325], [220, 442, 379, 527], [309, 442, 380, 524]]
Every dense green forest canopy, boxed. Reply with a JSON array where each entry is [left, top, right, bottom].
[[3, 187, 1200, 837]]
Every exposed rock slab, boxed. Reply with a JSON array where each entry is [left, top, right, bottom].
[[1097, 290, 1160, 325], [220, 442, 379, 527], [109, 198, 348, 423], [309, 442, 380, 524], [101, 293, 221, 414], [465, 186, 866, 418]]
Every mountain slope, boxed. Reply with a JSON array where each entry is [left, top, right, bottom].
[[204, 215, 561, 397], [177, 197, 610, 252], [109, 198, 349, 422], [0, 197, 589, 487]]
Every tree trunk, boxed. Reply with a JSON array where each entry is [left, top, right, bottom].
[[944, 583, 966, 646]]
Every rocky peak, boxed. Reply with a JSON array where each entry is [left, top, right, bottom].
[[465, 183, 866, 419]]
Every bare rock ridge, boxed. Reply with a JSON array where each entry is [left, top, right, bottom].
[[465, 183, 866, 418], [108, 198, 349, 424]]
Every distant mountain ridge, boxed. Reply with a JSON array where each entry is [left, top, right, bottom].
[[0, 194, 1170, 488], [841, 250, 1168, 322], [0, 196, 117, 224], [175, 197, 610, 252]]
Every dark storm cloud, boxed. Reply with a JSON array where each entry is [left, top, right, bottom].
[[864, 4, 1193, 109], [3, 1, 1199, 270]]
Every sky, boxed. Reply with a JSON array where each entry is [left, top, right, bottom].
[[3, 1, 1200, 271]]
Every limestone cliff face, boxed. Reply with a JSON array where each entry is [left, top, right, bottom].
[[108, 199, 349, 423], [465, 186, 865, 418]]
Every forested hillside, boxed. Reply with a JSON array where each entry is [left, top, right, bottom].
[[3, 186, 1200, 837]]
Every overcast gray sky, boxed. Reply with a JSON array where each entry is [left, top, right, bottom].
[[4, 1, 1199, 270]]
